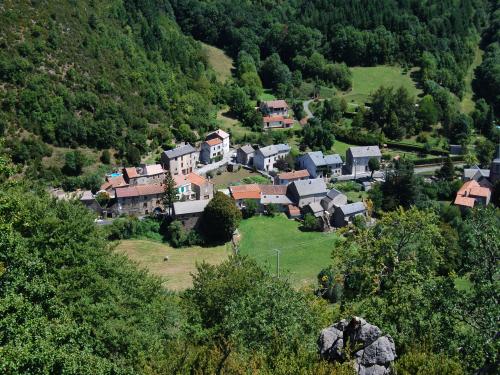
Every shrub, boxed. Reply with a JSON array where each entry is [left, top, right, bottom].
[[302, 213, 321, 231]]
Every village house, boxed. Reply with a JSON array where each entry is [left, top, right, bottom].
[[454, 180, 492, 210], [114, 184, 164, 216], [79, 190, 105, 216], [320, 188, 348, 213], [236, 144, 255, 165], [172, 199, 211, 230], [123, 164, 165, 186], [253, 144, 291, 171], [185, 172, 214, 200], [200, 129, 230, 163], [462, 165, 492, 187], [286, 178, 328, 207], [260, 184, 292, 211], [262, 115, 294, 130], [298, 151, 343, 178], [161, 144, 198, 176], [333, 201, 367, 227], [346, 146, 382, 175], [229, 184, 262, 209], [260, 99, 289, 117], [275, 169, 310, 185], [100, 174, 128, 198], [174, 174, 194, 200]]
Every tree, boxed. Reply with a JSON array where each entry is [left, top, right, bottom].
[[437, 156, 455, 181], [417, 95, 439, 130], [242, 198, 258, 218], [302, 213, 320, 231], [100, 149, 111, 164], [260, 53, 291, 92], [162, 171, 177, 215], [63, 150, 86, 176], [368, 157, 380, 178], [167, 220, 187, 247], [381, 159, 418, 210], [125, 144, 141, 166], [201, 192, 242, 242], [475, 139, 495, 167], [321, 98, 343, 123]]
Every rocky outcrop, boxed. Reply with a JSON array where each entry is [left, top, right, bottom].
[[318, 317, 396, 375]]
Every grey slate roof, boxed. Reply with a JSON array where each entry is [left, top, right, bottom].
[[305, 151, 342, 166], [348, 146, 381, 158], [261, 194, 292, 205], [464, 166, 490, 179], [339, 202, 366, 215], [291, 178, 327, 197], [257, 144, 290, 157], [163, 144, 197, 159], [306, 201, 324, 216], [326, 188, 343, 199], [324, 154, 342, 165], [239, 144, 255, 154], [173, 199, 211, 215]]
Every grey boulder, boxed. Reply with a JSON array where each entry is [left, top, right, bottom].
[[318, 317, 396, 375]]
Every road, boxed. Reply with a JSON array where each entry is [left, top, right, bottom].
[[303, 99, 314, 119]]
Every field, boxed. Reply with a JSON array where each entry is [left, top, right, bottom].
[[115, 239, 231, 291], [461, 45, 483, 114], [238, 215, 337, 288], [340, 66, 421, 105], [211, 168, 266, 188], [201, 42, 234, 82]]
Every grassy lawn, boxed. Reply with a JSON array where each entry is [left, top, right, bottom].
[[201, 42, 233, 82], [345, 191, 368, 203], [461, 45, 483, 114], [238, 215, 337, 288], [331, 139, 352, 158], [211, 168, 267, 188], [259, 89, 277, 101], [115, 239, 231, 291], [340, 66, 421, 105]]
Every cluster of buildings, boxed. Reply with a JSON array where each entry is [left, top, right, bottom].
[[227, 177, 368, 230], [454, 145, 500, 210], [237, 143, 382, 179]]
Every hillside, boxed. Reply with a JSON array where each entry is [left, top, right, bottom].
[[0, 0, 218, 171]]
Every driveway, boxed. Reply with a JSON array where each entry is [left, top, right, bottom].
[[195, 148, 235, 175], [303, 99, 314, 118]]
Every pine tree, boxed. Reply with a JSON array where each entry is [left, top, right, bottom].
[[162, 171, 178, 215]]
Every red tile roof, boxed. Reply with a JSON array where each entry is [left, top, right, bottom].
[[283, 118, 294, 124], [259, 184, 287, 195], [263, 99, 288, 109], [229, 184, 261, 200], [287, 204, 301, 216], [454, 180, 492, 208], [100, 175, 127, 191], [124, 167, 139, 179], [174, 174, 190, 188], [186, 172, 208, 186], [206, 138, 222, 146], [263, 115, 284, 123], [278, 169, 310, 180], [115, 184, 164, 198]]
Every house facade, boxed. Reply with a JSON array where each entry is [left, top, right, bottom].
[[345, 146, 382, 175], [229, 184, 262, 209], [114, 184, 164, 216], [298, 151, 343, 178], [236, 144, 255, 165], [260, 99, 289, 117], [161, 144, 198, 176], [454, 180, 491, 210], [286, 178, 328, 207], [186, 173, 214, 200], [320, 188, 348, 213], [263, 116, 294, 130], [200, 129, 230, 163], [123, 164, 165, 186], [253, 144, 290, 171]]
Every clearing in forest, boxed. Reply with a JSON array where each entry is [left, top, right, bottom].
[[201, 42, 234, 82]]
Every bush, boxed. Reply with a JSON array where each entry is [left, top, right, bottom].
[[106, 216, 162, 241], [302, 213, 321, 231], [167, 220, 203, 248], [242, 199, 259, 218], [333, 181, 361, 192]]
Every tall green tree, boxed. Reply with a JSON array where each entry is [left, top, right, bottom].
[[162, 171, 178, 215], [201, 191, 242, 242]]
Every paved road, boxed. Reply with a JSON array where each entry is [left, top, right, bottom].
[[303, 99, 314, 118], [195, 148, 235, 176]]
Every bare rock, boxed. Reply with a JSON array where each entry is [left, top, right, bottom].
[[318, 317, 396, 375]]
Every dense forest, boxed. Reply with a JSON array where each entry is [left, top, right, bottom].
[[171, 0, 489, 97], [0, 0, 221, 172]]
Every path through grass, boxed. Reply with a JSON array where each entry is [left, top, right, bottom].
[[201, 42, 233, 82]]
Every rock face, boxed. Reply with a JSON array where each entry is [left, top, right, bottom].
[[318, 317, 396, 375]]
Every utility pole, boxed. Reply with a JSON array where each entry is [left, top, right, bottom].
[[273, 249, 280, 278]]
